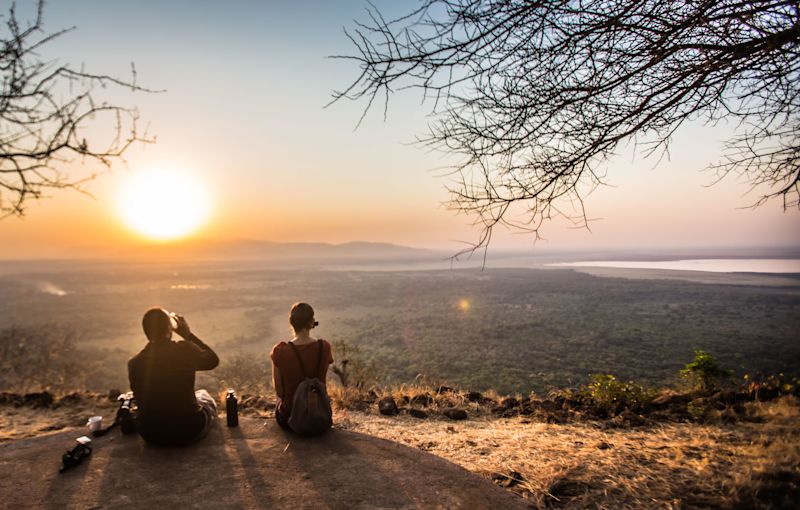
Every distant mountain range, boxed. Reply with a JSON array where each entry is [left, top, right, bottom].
[[113, 239, 437, 262]]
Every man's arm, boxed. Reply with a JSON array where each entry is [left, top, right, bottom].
[[174, 316, 219, 371], [127, 358, 138, 393], [183, 334, 220, 371]]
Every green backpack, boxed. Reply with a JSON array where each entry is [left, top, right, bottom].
[[287, 340, 332, 435]]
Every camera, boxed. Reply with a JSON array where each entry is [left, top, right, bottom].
[[313, 320, 319, 328], [116, 391, 137, 435], [59, 436, 92, 473]]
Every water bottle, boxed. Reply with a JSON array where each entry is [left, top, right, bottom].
[[226, 389, 238, 427]]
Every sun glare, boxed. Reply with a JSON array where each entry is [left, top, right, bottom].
[[118, 168, 210, 241]]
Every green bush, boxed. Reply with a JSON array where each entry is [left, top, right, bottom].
[[681, 350, 732, 391], [585, 374, 655, 412]]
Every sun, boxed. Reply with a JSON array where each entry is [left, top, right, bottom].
[[117, 168, 210, 241]]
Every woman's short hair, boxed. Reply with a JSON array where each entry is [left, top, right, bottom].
[[289, 302, 315, 332]]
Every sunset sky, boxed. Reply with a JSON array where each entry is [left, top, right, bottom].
[[1, 0, 798, 259]]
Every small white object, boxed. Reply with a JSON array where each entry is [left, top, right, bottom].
[[86, 416, 103, 432], [76, 436, 92, 445]]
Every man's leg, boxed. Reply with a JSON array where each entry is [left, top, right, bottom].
[[194, 389, 217, 441]]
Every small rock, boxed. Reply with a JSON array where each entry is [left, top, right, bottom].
[[501, 397, 520, 409], [24, 391, 53, 408], [408, 408, 428, 419], [108, 389, 121, 401], [597, 441, 612, 450], [443, 407, 468, 420], [465, 391, 484, 402], [0, 392, 22, 406], [378, 396, 398, 416]]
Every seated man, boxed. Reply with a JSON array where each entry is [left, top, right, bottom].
[[128, 308, 219, 446]]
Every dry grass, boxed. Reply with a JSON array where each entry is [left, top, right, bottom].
[[3, 388, 798, 508], [0, 392, 117, 442], [333, 395, 800, 509]]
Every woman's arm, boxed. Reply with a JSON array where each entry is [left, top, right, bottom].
[[272, 362, 283, 399]]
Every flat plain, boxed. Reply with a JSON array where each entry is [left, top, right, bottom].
[[2, 261, 798, 394]]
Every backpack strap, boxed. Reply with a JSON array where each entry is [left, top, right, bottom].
[[288, 342, 309, 378]]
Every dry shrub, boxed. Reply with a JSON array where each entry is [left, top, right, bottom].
[[209, 352, 272, 395], [0, 326, 90, 392]]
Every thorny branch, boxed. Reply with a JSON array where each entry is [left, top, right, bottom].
[[332, 0, 800, 257]]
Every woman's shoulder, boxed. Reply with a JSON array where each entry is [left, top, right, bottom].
[[270, 341, 289, 360]]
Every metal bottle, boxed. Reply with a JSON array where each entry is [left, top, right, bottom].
[[226, 389, 238, 427]]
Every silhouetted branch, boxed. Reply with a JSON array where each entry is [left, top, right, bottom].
[[333, 0, 800, 254], [0, 0, 158, 217]]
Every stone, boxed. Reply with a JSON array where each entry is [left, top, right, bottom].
[[408, 408, 428, 419], [378, 396, 399, 416], [501, 397, 520, 409], [465, 391, 484, 402], [0, 392, 22, 406], [443, 408, 468, 420], [23, 392, 53, 408]]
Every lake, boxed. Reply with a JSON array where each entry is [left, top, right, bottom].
[[549, 258, 800, 274]]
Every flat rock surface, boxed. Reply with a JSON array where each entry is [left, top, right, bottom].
[[0, 417, 526, 509]]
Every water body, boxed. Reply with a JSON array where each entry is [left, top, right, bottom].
[[549, 258, 800, 274]]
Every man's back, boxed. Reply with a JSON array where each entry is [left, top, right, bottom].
[[128, 333, 219, 446]]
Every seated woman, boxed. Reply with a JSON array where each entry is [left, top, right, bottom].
[[270, 302, 334, 429]]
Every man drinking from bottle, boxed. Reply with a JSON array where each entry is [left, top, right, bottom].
[[128, 308, 219, 446]]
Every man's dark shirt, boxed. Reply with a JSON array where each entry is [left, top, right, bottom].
[[128, 334, 219, 446]]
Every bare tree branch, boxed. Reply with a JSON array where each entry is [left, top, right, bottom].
[[332, 0, 800, 255], [0, 0, 159, 217]]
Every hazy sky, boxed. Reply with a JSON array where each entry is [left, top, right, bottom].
[[1, 0, 798, 258]]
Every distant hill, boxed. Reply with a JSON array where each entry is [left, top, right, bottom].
[[112, 239, 437, 263]]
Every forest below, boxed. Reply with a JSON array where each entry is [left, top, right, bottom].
[[1, 263, 798, 394]]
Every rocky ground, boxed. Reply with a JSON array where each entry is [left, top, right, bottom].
[[1, 385, 799, 508]]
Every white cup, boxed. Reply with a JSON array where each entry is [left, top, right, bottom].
[[86, 415, 103, 432]]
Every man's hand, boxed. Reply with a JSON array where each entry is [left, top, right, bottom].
[[174, 315, 192, 339]]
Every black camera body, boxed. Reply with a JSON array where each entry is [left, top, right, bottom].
[[116, 391, 137, 435], [59, 436, 92, 473]]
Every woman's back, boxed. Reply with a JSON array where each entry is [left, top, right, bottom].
[[271, 338, 333, 414]]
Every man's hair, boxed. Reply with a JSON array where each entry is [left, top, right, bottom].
[[142, 307, 170, 341], [289, 302, 315, 332]]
